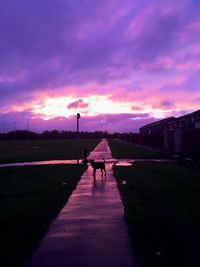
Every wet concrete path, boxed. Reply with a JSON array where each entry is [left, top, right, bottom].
[[28, 139, 137, 267]]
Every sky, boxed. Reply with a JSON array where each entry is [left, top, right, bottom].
[[0, 0, 200, 133]]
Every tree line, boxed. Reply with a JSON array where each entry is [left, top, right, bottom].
[[0, 130, 132, 141]]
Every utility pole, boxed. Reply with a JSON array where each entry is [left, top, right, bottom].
[[76, 113, 80, 164]]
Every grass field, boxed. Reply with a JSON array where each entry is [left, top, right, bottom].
[[0, 139, 100, 163], [108, 139, 173, 159], [113, 162, 200, 267], [0, 164, 87, 267]]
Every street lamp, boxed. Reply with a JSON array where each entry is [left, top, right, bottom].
[[76, 113, 80, 163], [77, 113, 80, 137]]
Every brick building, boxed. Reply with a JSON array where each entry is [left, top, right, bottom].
[[138, 109, 200, 157], [167, 110, 200, 131], [140, 110, 200, 135]]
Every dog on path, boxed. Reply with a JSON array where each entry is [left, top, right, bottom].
[[90, 158, 106, 176]]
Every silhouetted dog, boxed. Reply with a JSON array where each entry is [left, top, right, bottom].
[[90, 159, 106, 176]]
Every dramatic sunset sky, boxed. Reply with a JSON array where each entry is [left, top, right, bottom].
[[0, 0, 200, 133]]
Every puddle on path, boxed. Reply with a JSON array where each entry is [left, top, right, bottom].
[[0, 158, 175, 168], [115, 162, 132, 166], [0, 159, 78, 168]]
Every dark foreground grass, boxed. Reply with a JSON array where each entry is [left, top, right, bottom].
[[108, 139, 173, 159], [113, 162, 200, 267], [0, 139, 100, 163], [0, 164, 86, 267]]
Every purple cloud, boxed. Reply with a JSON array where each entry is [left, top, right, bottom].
[[194, 97, 200, 103], [154, 100, 175, 109], [0, 0, 200, 132], [0, 111, 151, 133]]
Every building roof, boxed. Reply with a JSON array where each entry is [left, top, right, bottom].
[[140, 110, 200, 130], [140, 117, 175, 129], [174, 109, 200, 121]]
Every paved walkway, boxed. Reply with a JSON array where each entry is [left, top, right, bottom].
[[28, 139, 137, 267]]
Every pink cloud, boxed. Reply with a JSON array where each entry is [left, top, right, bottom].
[[0, 0, 200, 132], [67, 99, 89, 109], [131, 105, 142, 111]]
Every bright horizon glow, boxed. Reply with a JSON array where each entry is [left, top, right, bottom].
[[32, 94, 184, 122], [33, 95, 138, 119]]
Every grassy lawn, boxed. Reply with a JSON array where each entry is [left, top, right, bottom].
[[0, 164, 87, 267], [0, 139, 100, 163], [113, 162, 200, 267], [108, 139, 173, 159]]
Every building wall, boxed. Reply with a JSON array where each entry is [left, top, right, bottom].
[[164, 131, 175, 152], [174, 129, 200, 155], [138, 110, 200, 157], [174, 130, 182, 154], [195, 122, 200, 129], [182, 129, 200, 154], [132, 133, 163, 148]]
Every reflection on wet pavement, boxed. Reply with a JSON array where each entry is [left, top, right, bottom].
[[0, 159, 175, 168], [0, 159, 78, 168], [115, 162, 132, 166], [92, 175, 106, 196], [120, 180, 127, 185]]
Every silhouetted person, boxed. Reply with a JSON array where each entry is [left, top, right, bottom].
[[82, 148, 89, 165]]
